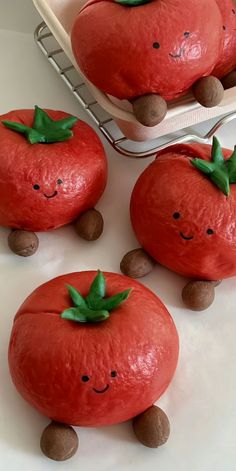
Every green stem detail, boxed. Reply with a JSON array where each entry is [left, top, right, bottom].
[[61, 271, 132, 323], [115, 0, 151, 6], [2, 105, 78, 144], [191, 136, 236, 196]]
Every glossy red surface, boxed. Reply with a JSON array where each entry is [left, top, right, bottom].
[[130, 143, 236, 280], [8, 271, 179, 426], [0, 109, 107, 231], [71, 0, 223, 100], [213, 0, 236, 77]]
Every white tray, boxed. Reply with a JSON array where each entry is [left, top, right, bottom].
[[32, 0, 236, 141]]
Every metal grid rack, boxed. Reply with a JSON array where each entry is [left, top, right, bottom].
[[34, 22, 236, 158]]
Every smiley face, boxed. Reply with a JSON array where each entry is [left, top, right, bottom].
[[81, 370, 117, 394], [152, 23, 214, 70], [32, 178, 63, 199], [153, 31, 191, 60], [172, 212, 214, 241]]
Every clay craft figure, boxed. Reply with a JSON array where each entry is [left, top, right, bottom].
[[0, 106, 107, 256], [71, 0, 236, 127], [212, 0, 236, 90], [121, 138, 236, 311], [8, 270, 179, 460]]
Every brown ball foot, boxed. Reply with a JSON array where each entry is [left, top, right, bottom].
[[133, 405, 170, 448], [221, 70, 236, 90], [132, 94, 167, 127], [120, 248, 155, 278], [182, 280, 216, 311], [75, 208, 104, 241], [40, 421, 79, 461], [8, 230, 39, 257], [192, 76, 224, 107]]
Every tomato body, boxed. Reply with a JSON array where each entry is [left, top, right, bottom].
[[130, 143, 236, 280], [213, 0, 236, 78], [8, 271, 179, 426], [0, 109, 107, 231], [71, 0, 223, 100]]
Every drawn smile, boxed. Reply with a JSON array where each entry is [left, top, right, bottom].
[[180, 231, 193, 240], [169, 47, 184, 59], [44, 191, 58, 199], [93, 384, 109, 394]]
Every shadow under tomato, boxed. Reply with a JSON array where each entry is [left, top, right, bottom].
[[139, 264, 188, 310], [97, 420, 137, 445], [0, 362, 47, 457]]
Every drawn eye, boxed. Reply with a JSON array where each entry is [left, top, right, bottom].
[[232, 8, 235, 14], [173, 212, 181, 219], [153, 42, 160, 49], [223, 25, 226, 30], [207, 228, 214, 235], [81, 375, 90, 382], [184, 32, 190, 38], [111, 371, 117, 377], [33, 184, 40, 190], [57, 179, 63, 185]]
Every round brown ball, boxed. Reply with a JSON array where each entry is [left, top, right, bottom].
[[132, 94, 167, 127], [193, 76, 224, 107], [182, 280, 215, 311], [75, 209, 104, 241], [8, 230, 39, 257], [120, 248, 155, 278], [133, 405, 170, 448], [221, 71, 236, 90], [40, 422, 78, 461]]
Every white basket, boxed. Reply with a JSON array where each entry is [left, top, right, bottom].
[[32, 0, 236, 142]]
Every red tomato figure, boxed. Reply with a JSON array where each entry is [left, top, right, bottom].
[[8, 270, 179, 459], [0, 107, 107, 255], [72, 0, 221, 100], [71, 0, 227, 126], [213, 0, 236, 79], [121, 138, 236, 311]]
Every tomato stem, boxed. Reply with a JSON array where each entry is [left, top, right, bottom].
[[2, 106, 77, 144], [115, 0, 151, 6], [61, 271, 132, 323], [191, 137, 236, 196]]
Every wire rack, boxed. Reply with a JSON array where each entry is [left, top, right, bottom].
[[34, 22, 236, 158]]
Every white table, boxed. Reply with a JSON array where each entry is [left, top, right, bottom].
[[0, 2, 236, 470]]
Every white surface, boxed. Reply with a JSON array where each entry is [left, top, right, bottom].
[[0, 5, 236, 471], [0, 0, 41, 32], [32, 0, 236, 141]]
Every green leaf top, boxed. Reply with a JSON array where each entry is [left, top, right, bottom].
[[191, 136, 236, 196], [115, 0, 151, 6], [61, 271, 132, 324], [2, 105, 77, 144]]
